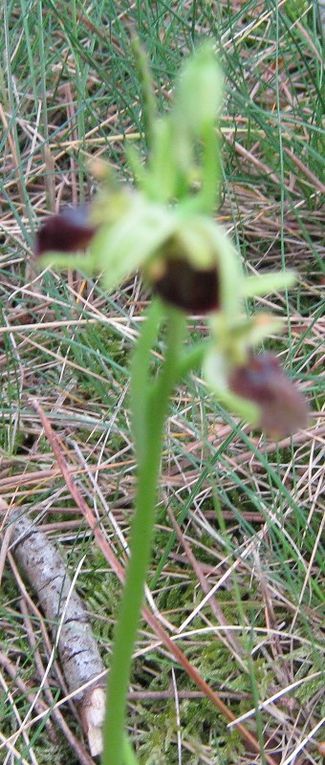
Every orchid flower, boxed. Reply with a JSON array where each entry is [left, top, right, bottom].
[[36, 42, 308, 439], [35, 42, 309, 765]]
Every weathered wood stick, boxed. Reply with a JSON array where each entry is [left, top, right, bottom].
[[10, 512, 106, 757]]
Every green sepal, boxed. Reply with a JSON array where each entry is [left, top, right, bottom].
[[39, 252, 96, 273], [241, 270, 297, 298], [92, 200, 178, 292], [201, 219, 243, 317]]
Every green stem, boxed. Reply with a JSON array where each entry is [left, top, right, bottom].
[[131, 35, 157, 153], [130, 299, 163, 463], [176, 340, 211, 380], [102, 307, 186, 765], [123, 735, 139, 765]]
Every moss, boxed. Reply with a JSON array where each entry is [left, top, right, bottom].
[[135, 691, 245, 764], [285, 0, 309, 22]]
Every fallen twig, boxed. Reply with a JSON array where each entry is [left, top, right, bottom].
[[9, 510, 105, 757]]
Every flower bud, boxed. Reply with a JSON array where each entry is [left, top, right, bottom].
[[35, 205, 96, 256], [229, 353, 309, 438], [175, 43, 223, 134]]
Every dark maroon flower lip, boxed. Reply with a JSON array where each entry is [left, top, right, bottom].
[[35, 205, 96, 257], [229, 352, 309, 438], [152, 257, 219, 314]]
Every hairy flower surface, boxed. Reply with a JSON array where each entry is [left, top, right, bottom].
[[35, 205, 96, 256], [152, 257, 219, 313], [229, 353, 309, 438]]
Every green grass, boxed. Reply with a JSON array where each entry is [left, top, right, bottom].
[[0, 1, 324, 764]]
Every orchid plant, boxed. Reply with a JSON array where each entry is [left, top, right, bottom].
[[36, 42, 308, 765]]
